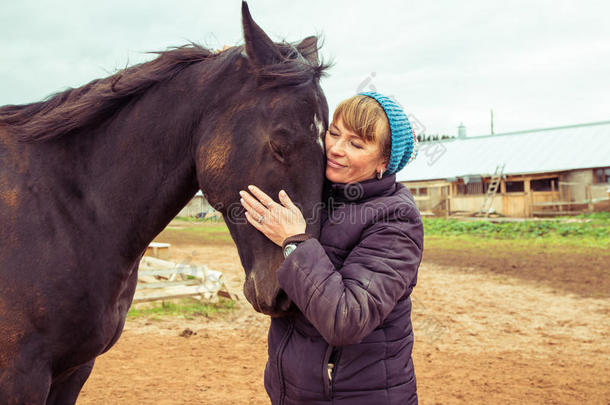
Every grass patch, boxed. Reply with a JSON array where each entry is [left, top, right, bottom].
[[169, 213, 610, 248], [423, 234, 609, 255], [177, 226, 233, 242], [156, 221, 233, 245], [422, 212, 610, 248], [127, 298, 236, 320]]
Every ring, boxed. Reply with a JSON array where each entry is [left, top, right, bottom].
[[257, 215, 264, 224]]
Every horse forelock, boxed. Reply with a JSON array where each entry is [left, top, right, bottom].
[[256, 40, 330, 90]]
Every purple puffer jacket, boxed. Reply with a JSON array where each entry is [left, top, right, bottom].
[[264, 174, 424, 405]]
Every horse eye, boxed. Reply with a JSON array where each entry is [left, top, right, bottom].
[[269, 141, 285, 163]]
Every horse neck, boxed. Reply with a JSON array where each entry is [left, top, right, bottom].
[[51, 68, 218, 263]]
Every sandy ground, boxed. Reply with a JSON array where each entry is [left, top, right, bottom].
[[78, 226, 610, 404]]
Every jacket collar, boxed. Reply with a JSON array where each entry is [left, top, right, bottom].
[[325, 174, 397, 204]]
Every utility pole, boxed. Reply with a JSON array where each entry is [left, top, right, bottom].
[[490, 108, 495, 135]]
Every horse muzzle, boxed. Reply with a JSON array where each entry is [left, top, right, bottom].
[[243, 272, 293, 316]]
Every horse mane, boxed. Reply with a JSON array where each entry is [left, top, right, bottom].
[[1, 41, 328, 143]]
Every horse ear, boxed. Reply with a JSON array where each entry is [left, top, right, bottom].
[[241, 1, 281, 66], [296, 36, 319, 66]]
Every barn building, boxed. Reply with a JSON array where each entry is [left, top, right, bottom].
[[397, 120, 610, 217], [177, 190, 221, 219]]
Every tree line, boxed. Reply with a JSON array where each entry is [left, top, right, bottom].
[[416, 134, 456, 143]]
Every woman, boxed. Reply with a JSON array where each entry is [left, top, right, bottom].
[[240, 92, 423, 404]]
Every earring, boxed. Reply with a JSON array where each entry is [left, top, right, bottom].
[[376, 170, 383, 180]]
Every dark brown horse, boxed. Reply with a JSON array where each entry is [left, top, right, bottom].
[[0, 2, 328, 403]]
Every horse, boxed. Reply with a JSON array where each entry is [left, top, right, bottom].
[[0, 2, 328, 403]]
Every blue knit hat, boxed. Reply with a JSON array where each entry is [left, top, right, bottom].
[[358, 92, 418, 174]]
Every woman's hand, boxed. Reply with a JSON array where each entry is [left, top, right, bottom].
[[239, 185, 306, 247]]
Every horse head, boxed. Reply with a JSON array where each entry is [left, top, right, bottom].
[[195, 2, 328, 316]]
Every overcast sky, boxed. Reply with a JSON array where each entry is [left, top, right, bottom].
[[1, 0, 608, 136]]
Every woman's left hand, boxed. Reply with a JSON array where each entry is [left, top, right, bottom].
[[240, 185, 306, 246]]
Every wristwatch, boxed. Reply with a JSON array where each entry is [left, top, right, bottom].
[[282, 233, 312, 258], [283, 243, 299, 258]]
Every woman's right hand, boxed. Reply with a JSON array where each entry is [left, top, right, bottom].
[[240, 186, 307, 247]]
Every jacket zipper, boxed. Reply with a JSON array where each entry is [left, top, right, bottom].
[[277, 320, 295, 405], [329, 349, 341, 397], [323, 345, 340, 399]]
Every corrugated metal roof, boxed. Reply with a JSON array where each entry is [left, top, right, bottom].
[[396, 120, 610, 182]]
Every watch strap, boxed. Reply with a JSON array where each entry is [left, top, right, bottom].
[[282, 233, 312, 250]]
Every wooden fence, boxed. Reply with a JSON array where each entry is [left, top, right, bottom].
[[133, 257, 236, 304]]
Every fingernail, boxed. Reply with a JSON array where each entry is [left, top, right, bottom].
[[240, 198, 244, 204], [280, 190, 286, 196], [248, 185, 254, 190], [239, 190, 245, 196]]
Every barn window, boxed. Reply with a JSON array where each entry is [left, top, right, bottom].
[[411, 187, 428, 196], [457, 182, 484, 195], [595, 167, 610, 183], [505, 181, 524, 192], [483, 181, 501, 194], [531, 177, 559, 191], [456, 176, 484, 195]]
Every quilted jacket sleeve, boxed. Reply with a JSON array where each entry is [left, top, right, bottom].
[[276, 212, 423, 346]]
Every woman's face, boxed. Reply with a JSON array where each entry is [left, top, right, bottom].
[[325, 117, 387, 184]]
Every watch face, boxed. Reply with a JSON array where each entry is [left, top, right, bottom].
[[284, 243, 298, 258]]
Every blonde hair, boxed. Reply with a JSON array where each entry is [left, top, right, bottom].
[[332, 95, 391, 162]]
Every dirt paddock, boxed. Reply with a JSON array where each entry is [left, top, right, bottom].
[[78, 226, 610, 404]]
